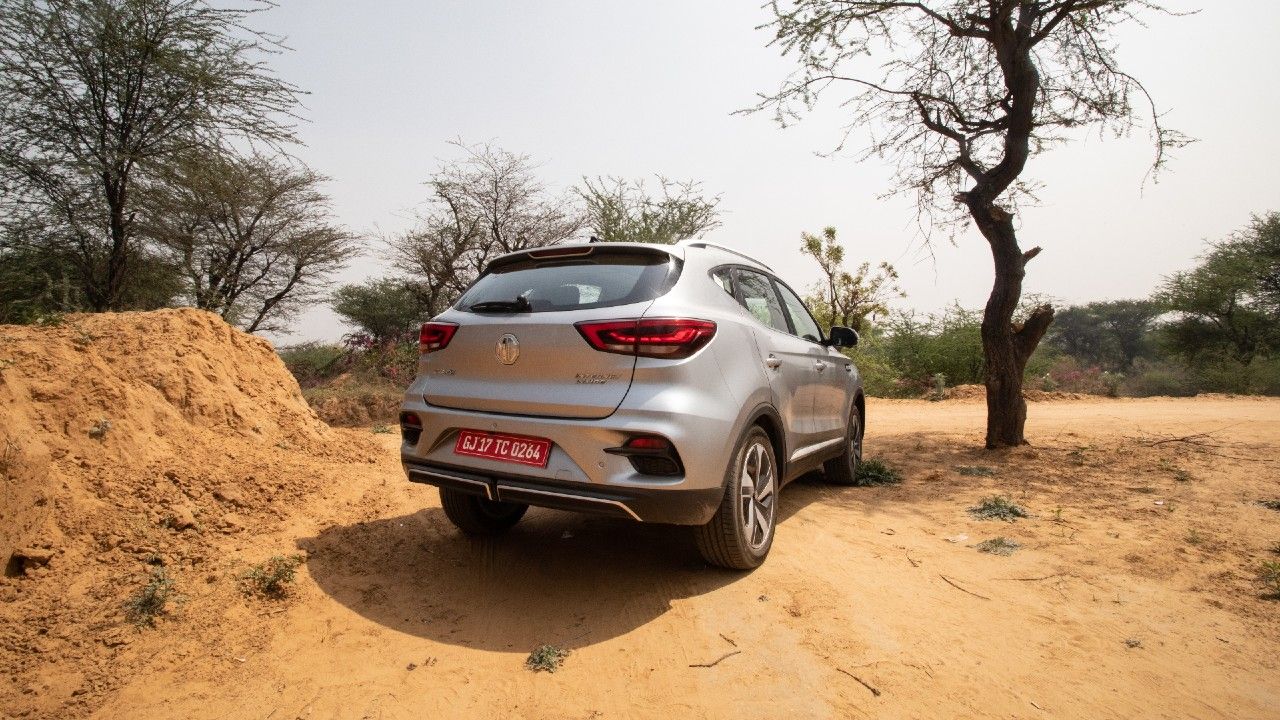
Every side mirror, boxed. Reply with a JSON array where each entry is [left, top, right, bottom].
[[827, 326, 859, 349]]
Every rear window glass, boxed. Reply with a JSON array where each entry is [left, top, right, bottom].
[[456, 250, 680, 313]]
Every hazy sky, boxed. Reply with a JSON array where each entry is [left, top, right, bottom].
[[251, 1, 1280, 344]]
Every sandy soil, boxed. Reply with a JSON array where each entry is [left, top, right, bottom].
[[2, 312, 1279, 719]]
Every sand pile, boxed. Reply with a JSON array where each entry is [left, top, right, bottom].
[[0, 309, 377, 713]]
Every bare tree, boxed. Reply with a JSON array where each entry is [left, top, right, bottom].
[[577, 175, 721, 245], [801, 226, 903, 331], [140, 150, 358, 333], [751, 1, 1190, 447], [389, 141, 584, 311], [0, 0, 301, 311]]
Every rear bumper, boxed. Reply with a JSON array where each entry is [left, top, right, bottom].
[[404, 459, 724, 525]]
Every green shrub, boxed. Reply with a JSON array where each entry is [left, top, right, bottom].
[[241, 555, 304, 598], [1259, 561, 1280, 600], [1120, 360, 1199, 397], [278, 343, 347, 386], [525, 644, 571, 672], [124, 567, 177, 627], [969, 496, 1028, 522], [855, 459, 902, 486], [975, 537, 1020, 556]]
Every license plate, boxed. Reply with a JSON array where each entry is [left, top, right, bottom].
[[453, 429, 552, 467]]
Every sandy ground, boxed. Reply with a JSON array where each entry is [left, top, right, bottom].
[[60, 397, 1276, 719], [1, 313, 1276, 718]]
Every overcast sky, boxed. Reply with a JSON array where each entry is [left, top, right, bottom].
[[251, 0, 1280, 345]]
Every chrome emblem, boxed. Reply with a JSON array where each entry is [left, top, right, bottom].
[[496, 334, 520, 365]]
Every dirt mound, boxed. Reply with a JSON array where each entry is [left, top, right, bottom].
[[0, 309, 378, 716]]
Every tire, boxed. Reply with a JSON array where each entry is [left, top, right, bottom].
[[439, 487, 528, 536], [695, 426, 779, 570], [823, 402, 864, 486]]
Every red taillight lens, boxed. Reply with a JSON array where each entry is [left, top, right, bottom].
[[419, 322, 458, 353], [575, 318, 716, 359]]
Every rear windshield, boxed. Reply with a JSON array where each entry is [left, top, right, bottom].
[[456, 250, 681, 313]]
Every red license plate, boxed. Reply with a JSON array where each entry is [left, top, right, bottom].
[[453, 430, 552, 467]]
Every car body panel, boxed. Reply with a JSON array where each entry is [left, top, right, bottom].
[[399, 240, 864, 526]]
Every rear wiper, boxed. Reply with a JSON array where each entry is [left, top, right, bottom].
[[469, 296, 531, 313]]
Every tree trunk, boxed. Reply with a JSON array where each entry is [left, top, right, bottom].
[[969, 201, 1055, 449]]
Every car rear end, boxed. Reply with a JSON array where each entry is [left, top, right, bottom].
[[398, 243, 742, 525]]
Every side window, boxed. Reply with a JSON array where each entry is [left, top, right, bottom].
[[733, 269, 790, 334], [776, 282, 824, 344], [710, 268, 735, 298]]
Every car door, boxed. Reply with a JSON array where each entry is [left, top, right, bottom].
[[774, 280, 852, 445], [731, 268, 821, 450]]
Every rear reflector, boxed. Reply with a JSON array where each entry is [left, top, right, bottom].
[[575, 318, 716, 359], [625, 436, 670, 450], [419, 322, 458, 353]]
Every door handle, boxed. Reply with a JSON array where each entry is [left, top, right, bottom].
[[814, 361, 826, 372], [766, 354, 781, 370]]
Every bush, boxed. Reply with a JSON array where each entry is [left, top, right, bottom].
[[1121, 360, 1199, 397], [854, 458, 902, 486], [1034, 356, 1123, 396], [968, 496, 1028, 522], [241, 555, 304, 598], [124, 567, 177, 627], [279, 343, 346, 386]]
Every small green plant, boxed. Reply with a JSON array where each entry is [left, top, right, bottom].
[[956, 465, 995, 477], [927, 373, 947, 401], [1185, 529, 1205, 546], [88, 418, 112, 440], [1067, 448, 1087, 466], [0, 358, 13, 372], [1051, 507, 1065, 523], [1258, 500, 1280, 512], [371, 424, 393, 434], [34, 312, 65, 327], [975, 537, 1021, 556], [1258, 561, 1280, 600], [854, 459, 902, 486], [241, 555, 304, 598], [525, 644, 571, 673], [124, 567, 176, 628], [71, 325, 95, 349], [968, 496, 1028, 522]]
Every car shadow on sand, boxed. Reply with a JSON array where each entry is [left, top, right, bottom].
[[299, 473, 831, 651]]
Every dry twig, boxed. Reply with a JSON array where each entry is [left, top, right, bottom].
[[939, 574, 991, 600], [689, 650, 740, 668]]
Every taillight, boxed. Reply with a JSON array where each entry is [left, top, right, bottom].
[[419, 322, 458, 353], [575, 318, 716, 359]]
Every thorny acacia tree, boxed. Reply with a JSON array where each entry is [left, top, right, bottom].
[[577, 175, 721, 245], [140, 150, 358, 332], [801, 226, 902, 331], [0, 0, 301, 311], [388, 141, 584, 313], [753, 1, 1189, 447]]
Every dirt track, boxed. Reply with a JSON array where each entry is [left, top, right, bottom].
[[79, 397, 1279, 719]]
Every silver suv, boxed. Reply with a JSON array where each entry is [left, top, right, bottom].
[[398, 241, 864, 569]]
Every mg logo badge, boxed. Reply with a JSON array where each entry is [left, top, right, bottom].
[[495, 334, 520, 365]]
